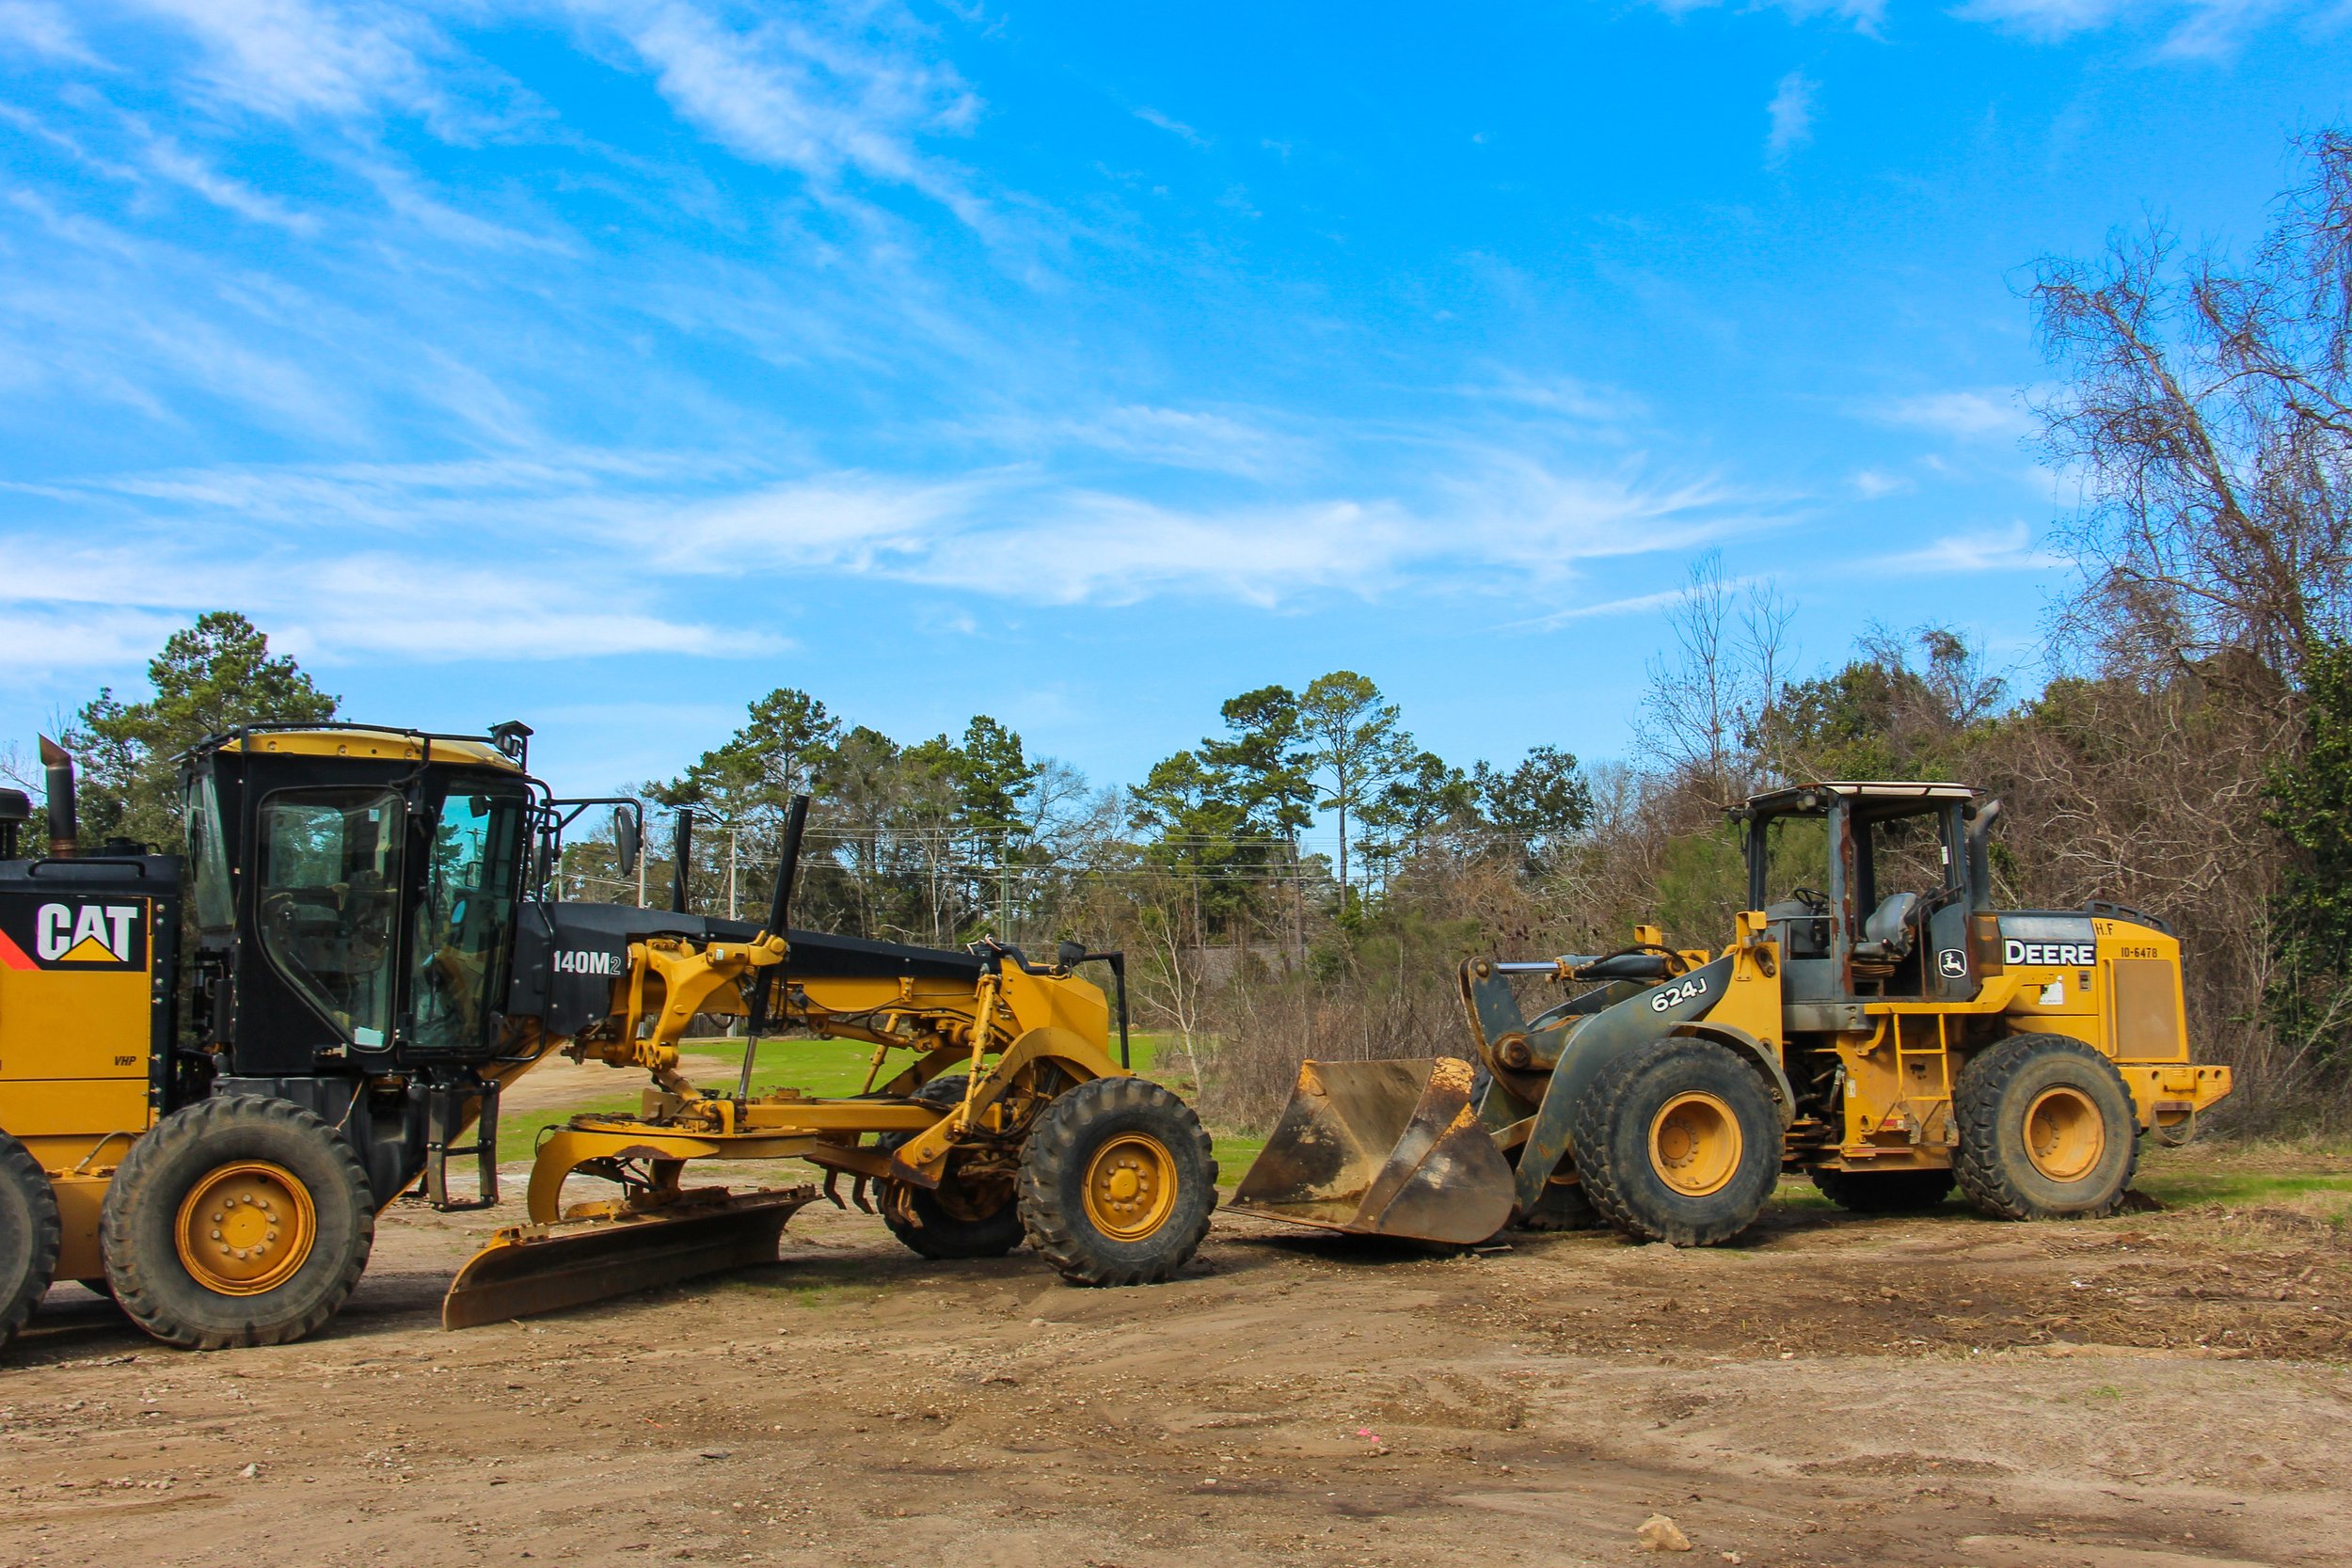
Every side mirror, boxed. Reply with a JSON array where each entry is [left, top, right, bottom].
[[613, 807, 641, 877], [1057, 939, 1088, 972]]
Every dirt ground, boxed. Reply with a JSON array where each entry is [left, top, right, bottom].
[[8, 1152, 2352, 1568]]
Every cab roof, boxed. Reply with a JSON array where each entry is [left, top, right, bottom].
[[209, 724, 527, 773], [1734, 780, 1979, 819]]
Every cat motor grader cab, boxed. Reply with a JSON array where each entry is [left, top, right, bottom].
[[1232, 781, 2233, 1247], [0, 725, 1215, 1353]]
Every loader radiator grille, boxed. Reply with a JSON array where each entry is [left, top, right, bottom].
[[2108, 958, 2183, 1061]]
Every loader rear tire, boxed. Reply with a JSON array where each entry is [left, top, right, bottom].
[[1953, 1034, 2137, 1221], [1809, 1166, 1955, 1212], [877, 1077, 1026, 1261], [101, 1097, 373, 1351], [1571, 1038, 1780, 1246], [2, 1129, 61, 1349], [1019, 1077, 1216, 1287]]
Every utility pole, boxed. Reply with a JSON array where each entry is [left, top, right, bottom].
[[728, 828, 739, 920]]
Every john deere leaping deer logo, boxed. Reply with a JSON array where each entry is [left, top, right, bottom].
[[0, 897, 147, 971]]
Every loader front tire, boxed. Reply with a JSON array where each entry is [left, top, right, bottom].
[[101, 1097, 373, 1351], [2, 1129, 61, 1349], [1019, 1077, 1216, 1287], [1953, 1034, 2137, 1221], [1571, 1038, 1780, 1246], [877, 1078, 1026, 1261], [1809, 1166, 1955, 1212]]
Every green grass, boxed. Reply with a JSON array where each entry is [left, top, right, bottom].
[[1211, 1135, 1266, 1185], [498, 1028, 1194, 1164], [2131, 1167, 2352, 1211]]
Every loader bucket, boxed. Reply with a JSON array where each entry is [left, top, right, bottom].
[[1230, 1057, 1514, 1245], [441, 1187, 817, 1330]]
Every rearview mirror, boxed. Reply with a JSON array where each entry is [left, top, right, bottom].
[[613, 807, 641, 876]]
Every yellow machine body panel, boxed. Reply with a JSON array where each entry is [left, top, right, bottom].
[[1817, 914, 2227, 1169], [1, 888, 167, 1282]]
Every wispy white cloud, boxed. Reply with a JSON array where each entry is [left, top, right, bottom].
[[1951, 0, 2310, 54], [120, 0, 444, 121], [1766, 71, 1816, 167], [11, 437, 1772, 630], [1641, 0, 1887, 30], [1863, 522, 2058, 575], [569, 0, 988, 221], [1851, 467, 1913, 499], [0, 0, 97, 64], [1865, 388, 2036, 441], [1134, 105, 1207, 147], [141, 136, 318, 232]]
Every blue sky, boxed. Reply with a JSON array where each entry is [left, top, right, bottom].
[[1, 0, 2345, 798]]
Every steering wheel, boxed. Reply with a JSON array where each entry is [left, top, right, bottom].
[[1788, 886, 1832, 916]]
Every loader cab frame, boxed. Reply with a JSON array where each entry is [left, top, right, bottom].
[[1733, 782, 1991, 1006]]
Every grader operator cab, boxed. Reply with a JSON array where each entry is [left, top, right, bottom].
[[1, 724, 1216, 1354], [1234, 780, 2233, 1248]]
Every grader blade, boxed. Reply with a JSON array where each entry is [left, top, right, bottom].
[[441, 1187, 817, 1330], [1230, 1057, 1514, 1245]]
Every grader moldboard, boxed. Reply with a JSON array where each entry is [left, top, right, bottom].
[[0, 724, 1216, 1353], [1234, 781, 2234, 1247]]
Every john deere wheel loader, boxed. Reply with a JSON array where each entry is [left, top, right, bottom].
[[0, 724, 1214, 1354], [1232, 781, 2232, 1248]]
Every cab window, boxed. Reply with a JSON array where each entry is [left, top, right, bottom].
[[256, 789, 403, 1049]]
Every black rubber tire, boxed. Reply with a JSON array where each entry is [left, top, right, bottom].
[[1018, 1076, 1216, 1287], [2, 1129, 61, 1349], [100, 1097, 373, 1351], [877, 1077, 1026, 1260], [1571, 1037, 1781, 1246], [1516, 1173, 1602, 1231], [1809, 1166, 1956, 1212], [1953, 1034, 2138, 1221]]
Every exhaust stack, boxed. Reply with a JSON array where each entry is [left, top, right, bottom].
[[38, 735, 75, 859]]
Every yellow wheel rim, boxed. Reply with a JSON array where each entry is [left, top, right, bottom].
[[174, 1161, 317, 1296], [2025, 1086, 2106, 1182], [1082, 1132, 1178, 1242], [1648, 1092, 1742, 1197]]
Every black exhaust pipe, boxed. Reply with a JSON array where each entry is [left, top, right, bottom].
[[38, 736, 75, 859], [670, 808, 693, 914], [739, 794, 811, 1101]]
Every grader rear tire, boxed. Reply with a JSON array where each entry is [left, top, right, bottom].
[[2, 1129, 61, 1349], [101, 1097, 373, 1351], [1809, 1167, 1956, 1212], [877, 1077, 1026, 1260], [1018, 1077, 1216, 1287], [1571, 1037, 1780, 1246], [1953, 1034, 2138, 1221]]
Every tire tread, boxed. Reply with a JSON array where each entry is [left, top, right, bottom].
[[1951, 1034, 2138, 1222], [2, 1129, 62, 1349], [101, 1096, 373, 1351], [1017, 1077, 1215, 1288]]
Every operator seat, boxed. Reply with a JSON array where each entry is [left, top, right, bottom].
[[1851, 891, 1920, 962]]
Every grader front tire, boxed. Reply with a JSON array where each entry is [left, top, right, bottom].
[[1018, 1077, 1216, 1287], [1571, 1037, 1781, 1246], [1953, 1034, 2138, 1222], [1, 1129, 61, 1349], [100, 1097, 373, 1351]]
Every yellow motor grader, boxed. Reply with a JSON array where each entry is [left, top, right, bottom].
[[1234, 781, 2233, 1247], [0, 725, 1214, 1352]]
